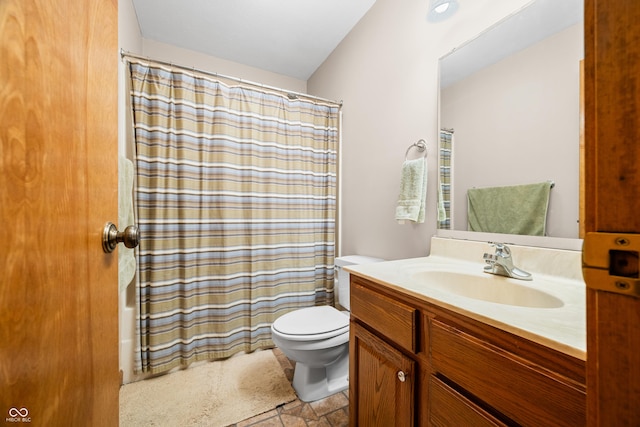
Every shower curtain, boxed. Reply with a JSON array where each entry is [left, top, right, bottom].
[[128, 60, 339, 374], [438, 129, 453, 229]]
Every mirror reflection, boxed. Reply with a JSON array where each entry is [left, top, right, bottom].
[[437, 0, 583, 239]]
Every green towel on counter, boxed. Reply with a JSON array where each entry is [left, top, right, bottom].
[[467, 181, 552, 236]]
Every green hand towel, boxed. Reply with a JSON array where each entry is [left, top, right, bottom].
[[396, 158, 427, 223], [467, 181, 552, 236]]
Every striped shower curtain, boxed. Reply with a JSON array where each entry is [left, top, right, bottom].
[[128, 60, 339, 374], [438, 129, 453, 229]]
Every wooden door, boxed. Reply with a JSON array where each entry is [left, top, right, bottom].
[[0, 0, 119, 425], [350, 322, 415, 426], [583, 0, 640, 425]]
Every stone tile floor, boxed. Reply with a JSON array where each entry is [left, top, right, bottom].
[[229, 348, 349, 427]]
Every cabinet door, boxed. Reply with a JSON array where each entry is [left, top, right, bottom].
[[350, 321, 415, 426]]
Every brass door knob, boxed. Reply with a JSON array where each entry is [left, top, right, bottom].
[[102, 222, 140, 253]]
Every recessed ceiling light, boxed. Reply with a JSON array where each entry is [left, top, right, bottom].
[[428, 0, 459, 22], [434, 3, 450, 14]]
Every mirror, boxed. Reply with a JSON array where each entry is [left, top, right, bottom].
[[436, 0, 584, 247]]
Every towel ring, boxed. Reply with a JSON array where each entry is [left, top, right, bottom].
[[405, 139, 427, 160]]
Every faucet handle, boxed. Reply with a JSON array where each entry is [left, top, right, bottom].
[[487, 242, 503, 250], [483, 253, 498, 263], [483, 243, 531, 280], [488, 242, 511, 256], [482, 252, 498, 262]]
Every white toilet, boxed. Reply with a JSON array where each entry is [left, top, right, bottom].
[[271, 255, 384, 402]]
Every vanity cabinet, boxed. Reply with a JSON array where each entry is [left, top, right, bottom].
[[429, 312, 586, 427], [350, 321, 415, 426], [349, 274, 586, 427], [349, 279, 417, 426]]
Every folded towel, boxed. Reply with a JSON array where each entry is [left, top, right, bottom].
[[467, 181, 552, 236], [395, 158, 427, 224], [119, 156, 136, 293]]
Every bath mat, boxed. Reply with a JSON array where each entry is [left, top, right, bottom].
[[119, 350, 297, 427]]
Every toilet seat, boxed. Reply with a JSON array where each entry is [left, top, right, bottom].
[[272, 306, 348, 341]]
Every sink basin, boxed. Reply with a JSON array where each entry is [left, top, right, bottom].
[[411, 270, 564, 308]]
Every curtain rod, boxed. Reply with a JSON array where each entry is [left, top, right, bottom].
[[121, 50, 343, 107]]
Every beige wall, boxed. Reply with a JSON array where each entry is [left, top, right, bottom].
[[308, 0, 532, 260], [441, 25, 582, 238], [141, 39, 307, 93]]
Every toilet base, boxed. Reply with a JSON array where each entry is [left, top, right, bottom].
[[292, 348, 349, 402]]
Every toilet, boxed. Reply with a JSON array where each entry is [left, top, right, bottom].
[[271, 255, 384, 402]]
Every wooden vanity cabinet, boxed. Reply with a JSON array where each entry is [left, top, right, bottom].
[[349, 275, 586, 427], [350, 321, 416, 426], [428, 310, 586, 427], [349, 277, 418, 426]]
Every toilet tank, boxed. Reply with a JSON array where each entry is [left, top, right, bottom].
[[334, 255, 385, 310]]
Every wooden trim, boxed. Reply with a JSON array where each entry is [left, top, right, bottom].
[[584, 0, 640, 425], [579, 59, 585, 239]]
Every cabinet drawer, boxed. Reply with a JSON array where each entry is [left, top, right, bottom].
[[429, 375, 508, 427], [430, 318, 585, 427], [350, 278, 417, 352]]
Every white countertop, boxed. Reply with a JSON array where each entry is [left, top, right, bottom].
[[345, 241, 586, 360]]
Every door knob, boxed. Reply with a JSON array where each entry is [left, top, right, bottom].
[[102, 222, 140, 253], [397, 371, 406, 382]]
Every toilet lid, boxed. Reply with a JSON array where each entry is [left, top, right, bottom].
[[272, 306, 348, 338]]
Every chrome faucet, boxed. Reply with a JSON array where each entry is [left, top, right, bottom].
[[483, 243, 532, 281]]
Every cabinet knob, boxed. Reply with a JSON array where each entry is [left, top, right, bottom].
[[397, 371, 406, 382]]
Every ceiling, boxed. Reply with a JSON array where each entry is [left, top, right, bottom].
[[132, 0, 377, 80], [440, 0, 583, 87]]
